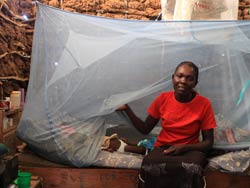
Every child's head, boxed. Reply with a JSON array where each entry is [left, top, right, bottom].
[[101, 133, 121, 152]]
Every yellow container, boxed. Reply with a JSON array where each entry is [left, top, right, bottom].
[[10, 91, 21, 110]]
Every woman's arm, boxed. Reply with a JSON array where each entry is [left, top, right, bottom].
[[163, 129, 214, 155], [119, 104, 159, 134]]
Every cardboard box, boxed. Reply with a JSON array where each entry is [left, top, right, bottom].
[[0, 155, 18, 188]]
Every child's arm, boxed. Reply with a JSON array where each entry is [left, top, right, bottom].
[[124, 145, 146, 155], [120, 138, 138, 146]]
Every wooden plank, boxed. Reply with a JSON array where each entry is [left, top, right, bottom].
[[19, 166, 139, 188], [20, 166, 250, 188], [18, 152, 250, 188], [205, 171, 250, 188]]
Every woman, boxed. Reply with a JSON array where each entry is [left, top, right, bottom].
[[118, 61, 216, 188]]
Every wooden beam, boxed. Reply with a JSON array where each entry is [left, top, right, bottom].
[[19, 165, 250, 188], [205, 171, 250, 188], [19, 166, 139, 188]]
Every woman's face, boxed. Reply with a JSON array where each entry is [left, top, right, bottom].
[[172, 64, 197, 97]]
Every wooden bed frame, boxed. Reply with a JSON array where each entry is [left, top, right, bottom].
[[19, 166, 250, 188], [17, 151, 250, 188]]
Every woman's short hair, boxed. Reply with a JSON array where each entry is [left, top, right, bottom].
[[175, 61, 199, 85]]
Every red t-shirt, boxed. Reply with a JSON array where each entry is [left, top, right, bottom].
[[147, 91, 216, 147]]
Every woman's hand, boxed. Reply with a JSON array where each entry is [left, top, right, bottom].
[[116, 104, 128, 111], [163, 129, 214, 155], [163, 145, 187, 155], [116, 104, 159, 135]]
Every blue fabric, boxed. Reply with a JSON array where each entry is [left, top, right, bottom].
[[0, 143, 9, 155], [137, 137, 157, 150], [236, 80, 250, 106]]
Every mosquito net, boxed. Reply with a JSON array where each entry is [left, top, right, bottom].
[[17, 3, 250, 167]]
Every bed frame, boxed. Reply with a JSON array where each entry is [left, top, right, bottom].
[[17, 150, 250, 188], [19, 166, 250, 188]]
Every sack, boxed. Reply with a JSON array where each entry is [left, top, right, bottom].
[[192, 0, 227, 19], [162, 0, 229, 20]]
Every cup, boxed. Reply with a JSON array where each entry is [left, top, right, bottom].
[[17, 171, 31, 188]]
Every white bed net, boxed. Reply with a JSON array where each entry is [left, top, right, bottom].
[[17, 3, 250, 167]]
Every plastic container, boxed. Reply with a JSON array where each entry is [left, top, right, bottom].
[[17, 171, 31, 188]]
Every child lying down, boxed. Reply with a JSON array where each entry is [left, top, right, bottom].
[[101, 133, 156, 155]]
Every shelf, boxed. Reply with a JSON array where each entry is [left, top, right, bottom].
[[2, 125, 17, 134], [5, 108, 22, 116], [0, 108, 22, 152]]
